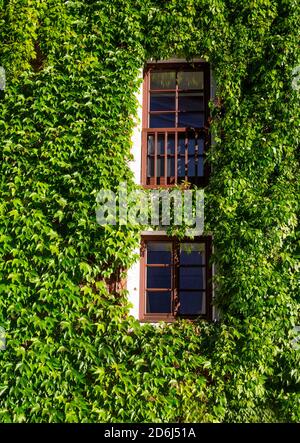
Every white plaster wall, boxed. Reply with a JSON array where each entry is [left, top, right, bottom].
[[129, 71, 143, 185], [127, 249, 141, 319], [127, 71, 143, 318]]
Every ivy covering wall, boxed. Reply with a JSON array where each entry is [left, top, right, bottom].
[[0, 0, 299, 422]]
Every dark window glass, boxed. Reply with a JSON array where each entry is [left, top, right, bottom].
[[157, 158, 165, 177], [197, 138, 204, 155], [167, 134, 175, 154], [178, 112, 204, 128], [147, 242, 172, 264], [187, 157, 196, 177], [150, 113, 176, 128], [147, 157, 154, 177], [147, 267, 171, 289], [177, 157, 185, 177], [167, 157, 175, 177], [157, 134, 165, 154], [147, 135, 154, 155], [187, 138, 196, 155], [178, 135, 186, 154], [179, 267, 205, 290], [197, 157, 204, 176], [180, 243, 205, 265], [179, 291, 205, 315], [150, 93, 176, 112], [179, 92, 204, 112], [146, 291, 172, 313]]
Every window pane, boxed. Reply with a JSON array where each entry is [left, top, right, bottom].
[[188, 157, 196, 177], [177, 157, 185, 177], [151, 71, 176, 89], [147, 156, 154, 177], [178, 71, 204, 90], [178, 112, 204, 128], [167, 157, 175, 177], [157, 157, 165, 177], [179, 92, 204, 112], [147, 242, 172, 264], [179, 291, 205, 315], [197, 138, 204, 155], [167, 134, 175, 154], [197, 156, 204, 176], [146, 291, 172, 313], [150, 113, 175, 128], [157, 133, 165, 155], [150, 93, 175, 112], [180, 243, 205, 265], [187, 138, 196, 155], [178, 134, 186, 155], [147, 135, 154, 155], [147, 267, 171, 289], [179, 267, 205, 290]]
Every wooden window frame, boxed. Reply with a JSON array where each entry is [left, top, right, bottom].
[[141, 62, 211, 188], [139, 235, 213, 322]]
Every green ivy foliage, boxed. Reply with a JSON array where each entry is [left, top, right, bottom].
[[0, 0, 299, 422]]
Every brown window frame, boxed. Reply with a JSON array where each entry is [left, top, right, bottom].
[[141, 62, 211, 188], [139, 235, 213, 322]]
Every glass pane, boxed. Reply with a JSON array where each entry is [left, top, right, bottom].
[[177, 157, 185, 177], [150, 93, 175, 112], [147, 135, 154, 155], [179, 291, 205, 315], [179, 92, 204, 111], [147, 156, 154, 177], [179, 267, 205, 290], [146, 291, 172, 313], [167, 157, 175, 177], [180, 243, 205, 265], [147, 242, 172, 264], [197, 156, 204, 176], [178, 134, 186, 155], [188, 157, 196, 177], [151, 71, 176, 89], [187, 138, 196, 155], [157, 133, 165, 155], [150, 113, 175, 128], [178, 112, 204, 128], [177, 71, 204, 90], [167, 134, 175, 154], [147, 267, 171, 289], [196, 138, 204, 155], [157, 157, 165, 177]]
